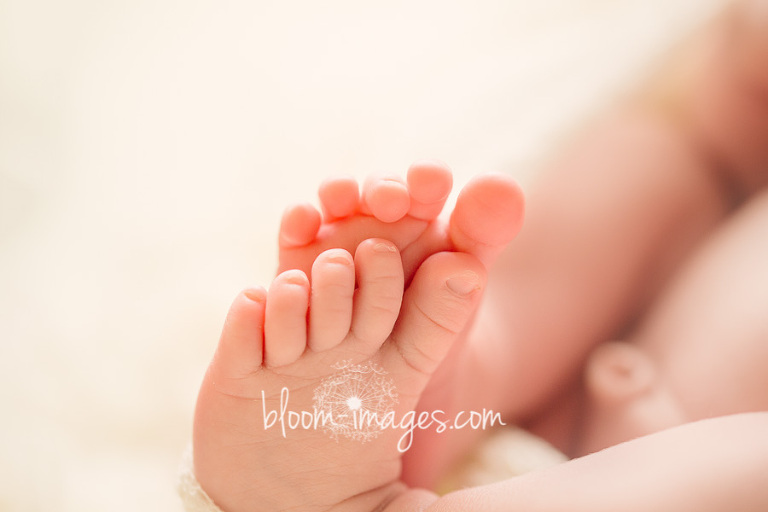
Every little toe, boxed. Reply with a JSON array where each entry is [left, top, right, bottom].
[[449, 173, 525, 266], [279, 203, 322, 249], [318, 176, 360, 221], [264, 269, 310, 367], [383, 252, 486, 377], [361, 174, 411, 223], [350, 239, 405, 351], [406, 160, 453, 220], [309, 249, 355, 352], [213, 287, 267, 381]]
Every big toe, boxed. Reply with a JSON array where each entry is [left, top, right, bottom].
[[449, 173, 524, 266], [383, 252, 486, 379]]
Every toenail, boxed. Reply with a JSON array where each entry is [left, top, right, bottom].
[[243, 288, 266, 302], [282, 271, 308, 285], [326, 253, 353, 265], [446, 271, 481, 296], [373, 241, 397, 253]]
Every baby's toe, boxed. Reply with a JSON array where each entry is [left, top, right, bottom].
[[361, 174, 411, 223], [385, 252, 486, 376], [406, 160, 453, 220], [264, 269, 310, 367], [318, 176, 360, 221], [279, 203, 322, 249], [349, 238, 405, 351], [309, 249, 355, 352], [449, 173, 525, 266], [213, 287, 267, 382]]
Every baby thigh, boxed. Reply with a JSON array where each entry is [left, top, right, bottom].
[[634, 189, 768, 419], [426, 414, 768, 512]]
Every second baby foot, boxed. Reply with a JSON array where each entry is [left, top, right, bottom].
[[277, 160, 524, 282], [193, 240, 487, 512]]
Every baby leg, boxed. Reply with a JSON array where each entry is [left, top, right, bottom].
[[572, 188, 768, 457], [407, 0, 768, 487], [424, 413, 768, 512]]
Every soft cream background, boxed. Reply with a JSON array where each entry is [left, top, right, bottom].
[[0, 1, 725, 510]]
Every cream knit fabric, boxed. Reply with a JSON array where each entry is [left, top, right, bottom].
[[177, 447, 224, 512]]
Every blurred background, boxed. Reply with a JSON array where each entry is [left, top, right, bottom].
[[0, 0, 726, 510]]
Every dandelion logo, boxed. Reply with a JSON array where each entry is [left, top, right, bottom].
[[313, 360, 398, 442]]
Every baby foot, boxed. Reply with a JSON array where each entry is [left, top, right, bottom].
[[279, 161, 525, 492], [193, 240, 487, 512], [277, 160, 524, 283]]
